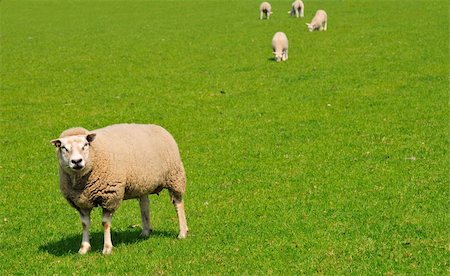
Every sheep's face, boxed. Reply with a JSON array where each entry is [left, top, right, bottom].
[[51, 134, 96, 172], [306, 23, 314, 32], [273, 51, 283, 62]]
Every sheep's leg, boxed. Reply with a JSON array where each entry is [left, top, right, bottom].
[[259, 11, 263, 20], [284, 49, 288, 61], [170, 190, 188, 239], [102, 209, 114, 255], [267, 11, 270, 20], [79, 208, 92, 255], [295, 9, 299, 18], [324, 21, 327, 31], [300, 9, 304, 18], [139, 195, 152, 237]]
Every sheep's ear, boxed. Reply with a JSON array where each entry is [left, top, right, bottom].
[[273, 51, 276, 55], [305, 23, 310, 26], [51, 139, 61, 148], [86, 133, 96, 143]]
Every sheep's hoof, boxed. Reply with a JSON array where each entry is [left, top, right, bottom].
[[78, 242, 91, 255], [102, 245, 113, 255], [177, 232, 188, 239], [140, 229, 152, 238]]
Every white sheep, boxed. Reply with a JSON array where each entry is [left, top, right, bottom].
[[306, 10, 327, 32], [272, 32, 288, 62], [50, 124, 188, 255], [290, 0, 304, 18], [259, 2, 272, 20]]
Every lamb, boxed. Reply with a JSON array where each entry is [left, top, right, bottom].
[[290, 0, 304, 18], [306, 10, 327, 32], [50, 123, 188, 255], [272, 32, 288, 62], [259, 2, 272, 20]]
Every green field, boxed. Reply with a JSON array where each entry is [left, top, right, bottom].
[[0, 0, 448, 274]]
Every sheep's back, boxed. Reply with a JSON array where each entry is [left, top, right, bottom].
[[312, 10, 327, 23], [260, 2, 271, 11], [272, 32, 288, 50]]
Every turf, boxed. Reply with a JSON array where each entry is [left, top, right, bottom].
[[0, 0, 448, 274]]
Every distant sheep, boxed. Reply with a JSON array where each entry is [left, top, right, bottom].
[[290, 0, 304, 18], [306, 10, 327, 32], [51, 124, 188, 255], [272, 32, 288, 62], [260, 2, 272, 20]]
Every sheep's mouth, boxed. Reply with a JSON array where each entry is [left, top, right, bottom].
[[71, 164, 84, 171]]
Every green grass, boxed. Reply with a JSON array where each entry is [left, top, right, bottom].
[[0, 0, 448, 274]]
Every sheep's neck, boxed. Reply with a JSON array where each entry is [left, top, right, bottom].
[[70, 171, 91, 190]]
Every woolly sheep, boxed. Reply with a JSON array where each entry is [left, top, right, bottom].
[[50, 124, 188, 255], [272, 32, 288, 62], [306, 10, 327, 32], [290, 0, 304, 18], [259, 2, 272, 20]]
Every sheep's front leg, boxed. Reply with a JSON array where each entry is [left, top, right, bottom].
[[259, 11, 263, 20], [102, 209, 114, 255], [170, 191, 188, 239], [139, 195, 152, 237], [79, 208, 92, 254], [323, 21, 327, 31]]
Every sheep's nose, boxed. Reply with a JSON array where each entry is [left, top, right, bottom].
[[71, 158, 82, 165]]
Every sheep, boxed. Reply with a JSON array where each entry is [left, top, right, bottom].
[[306, 10, 327, 32], [50, 124, 188, 255], [272, 32, 288, 62], [259, 2, 272, 20], [290, 0, 304, 18]]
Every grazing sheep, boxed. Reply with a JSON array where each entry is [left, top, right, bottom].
[[51, 124, 188, 255], [272, 32, 288, 62], [290, 0, 304, 18], [259, 2, 272, 20], [306, 10, 327, 32]]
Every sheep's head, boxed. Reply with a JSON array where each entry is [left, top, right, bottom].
[[51, 133, 96, 173], [273, 51, 283, 62], [305, 23, 314, 32]]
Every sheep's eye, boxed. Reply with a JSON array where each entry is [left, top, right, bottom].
[[82, 143, 89, 150], [61, 146, 68, 152]]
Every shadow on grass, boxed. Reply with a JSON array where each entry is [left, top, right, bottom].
[[39, 228, 175, 256]]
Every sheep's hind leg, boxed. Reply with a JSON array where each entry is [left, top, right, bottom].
[[324, 21, 327, 31], [79, 208, 92, 255], [102, 209, 114, 255], [139, 195, 152, 237], [170, 190, 188, 239]]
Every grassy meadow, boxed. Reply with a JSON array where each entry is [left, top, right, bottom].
[[0, 0, 448, 274]]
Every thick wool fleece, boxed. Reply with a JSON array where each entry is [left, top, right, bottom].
[[272, 32, 288, 58], [309, 10, 327, 30], [58, 124, 186, 212], [290, 0, 304, 17]]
